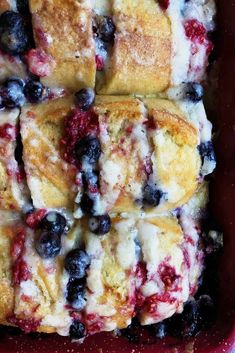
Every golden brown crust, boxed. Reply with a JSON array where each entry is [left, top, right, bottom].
[[29, 0, 96, 91], [92, 97, 201, 214], [0, 109, 29, 211], [144, 98, 201, 213], [0, 218, 19, 324], [94, 96, 148, 214], [84, 217, 136, 331], [97, 0, 171, 94], [20, 97, 77, 210]]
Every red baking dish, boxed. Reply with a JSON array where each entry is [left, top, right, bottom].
[[0, 1, 234, 352]]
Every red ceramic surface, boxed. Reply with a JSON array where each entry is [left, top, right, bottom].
[[0, 1, 235, 352]]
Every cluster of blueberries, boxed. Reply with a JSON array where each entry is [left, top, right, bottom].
[[0, 9, 48, 110], [65, 248, 91, 339], [35, 211, 68, 259], [93, 15, 116, 70], [0, 77, 47, 110], [34, 210, 90, 339], [74, 88, 112, 236], [121, 295, 216, 342]]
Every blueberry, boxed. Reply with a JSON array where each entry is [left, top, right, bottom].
[[75, 136, 101, 164], [40, 212, 67, 236], [168, 300, 201, 338], [80, 193, 95, 215], [64, 249, 90, 279], [143, 184, 163, 207], [0, 11, 30, 55], [148, 322, 167, 339], [184, 82, 204, 102], [0, 78, 26, 108], [66, 278, 86, 311], [198, 295, 216, 328], [202, 226, 223, 255], [98, 16, 115, 43], [24, 80, 47, 103], [35, 231, 61, 259], [89, 215, 111, 235], [120, 318, 140, 343], [75, 88, 95, 111], [69, 320, 86, 340], [198, 141, 216, 162], [17, 0, 30, 14]]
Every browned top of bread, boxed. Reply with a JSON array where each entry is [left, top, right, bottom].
[[0, 212, 22, 324], [20, 97, 77, 210], [144, 98, 201, 213], [0, 109, 29, 211], [29, 0, 96, 91], [97, 0, 171, 94]]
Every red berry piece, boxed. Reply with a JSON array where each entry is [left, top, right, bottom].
[[158, 0, 170, 11], [25, 48, 54, 77], [184, 19, 207, 44], [95, 55, 104, 71], [25, 208, 47, 229]]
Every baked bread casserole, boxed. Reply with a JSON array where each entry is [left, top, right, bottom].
[[0, 0, 221, 342]]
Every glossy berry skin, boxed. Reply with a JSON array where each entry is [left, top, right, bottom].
[[35, 231, 61, 259], [197, 295, 215, 328], [184, 82, 204, 102], [167, 300, 201, 338], [64, 249, 90, 279], [168, 295, 216, 339], [75, 88, 95, 111], [80, 193, 95, 216], [0, 78, 26, 108], [40, 212, 67, 236], [149, 321, 167, 339], [98, 16, 115, 43], [120, 318, 140, 344], [198, 141, 216, 162], [66, 278, 86, 311], [24, 80, 47, 103], [0, 11, 29, 55], [75, 136, 101, 164], [69, 320, 86, 339], [143, 184, 163, 207], [89, 214, 111, 235], [17, 0, 30, 14]]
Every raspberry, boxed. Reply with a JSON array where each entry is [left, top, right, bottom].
[[25, 209, 47, 229], [0, 123, 16, 140], [158, 0, 170, 10], [95, 55, 104, 71], [61, 109, 99, 166], [158, 263, 180, 287], [25, 48, 54, 77], [7, 315, 41, 333], [184, 19, 207, 45]]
